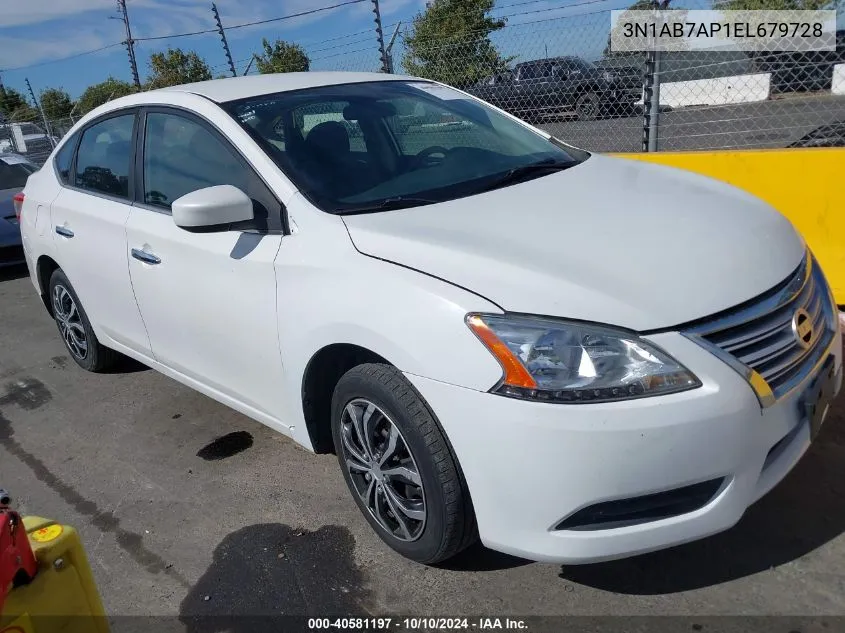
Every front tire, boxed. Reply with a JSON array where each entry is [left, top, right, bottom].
[[48, 269, 119, 372], [331, 363, 476, 564]]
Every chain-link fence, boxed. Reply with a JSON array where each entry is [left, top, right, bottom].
[[8, 0, 845, 163], [288, 2, 845, 153], [0, 108, 75, 166]]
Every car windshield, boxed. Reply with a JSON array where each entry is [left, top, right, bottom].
[[223, 80, 586, 214], [573, 59, 596, 71], [0, 156, 37, 190]]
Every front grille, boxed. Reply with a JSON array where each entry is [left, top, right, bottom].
[[685, 253, 836, 400]]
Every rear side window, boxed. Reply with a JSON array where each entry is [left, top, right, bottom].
[[142, 112, 249, 209], [54, 139, 75, 184], [75, 115, 135, 198]]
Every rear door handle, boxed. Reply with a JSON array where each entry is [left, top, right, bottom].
[[131, 248, 161, 265], [55, 226, 74, 238]]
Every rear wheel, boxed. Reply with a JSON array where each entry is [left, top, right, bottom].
[[48, 269, 119, 372], [331, 363, 476, 564], [575, 92, 600, 121]]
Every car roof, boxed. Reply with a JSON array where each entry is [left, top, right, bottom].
[[516, 56, 581, 67], [153, 71, 414, 103]]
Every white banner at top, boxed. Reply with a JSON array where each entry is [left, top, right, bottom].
[[609, 10, 837, 52]]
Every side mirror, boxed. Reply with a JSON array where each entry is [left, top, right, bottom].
[[172, 185, 253, 230]]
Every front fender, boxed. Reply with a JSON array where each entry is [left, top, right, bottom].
[[274, 197, 505, 447]]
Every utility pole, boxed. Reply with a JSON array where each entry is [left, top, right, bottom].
[[117, 0, 141, 89], [384, 22, 401, 74], [371, 0, 389, 73], [641, 0, 669, 152], [25, 78, 56, 148], [212, 3, 237, 77], [243, 57, 256, 76]]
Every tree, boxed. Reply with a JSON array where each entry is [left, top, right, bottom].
[[254, 39, 310, 74], [76, 77, 135, 115], [718, 0, 829, 7], [40, 88, 75, 120], [146, 48, 212, 89], [402, 0, 510, 88], [0, 87, 38, 122]]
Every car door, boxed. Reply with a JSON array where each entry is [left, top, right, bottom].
[[551, 61, 578, 108], [125, 107, 286, 425], [50, 110, 152, 355]]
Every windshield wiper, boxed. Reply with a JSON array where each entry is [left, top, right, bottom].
[[335, 196, 439, 215], [477, 158, 575, 193]]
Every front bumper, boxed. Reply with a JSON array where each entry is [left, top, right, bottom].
[[405, 329, 842, 564]]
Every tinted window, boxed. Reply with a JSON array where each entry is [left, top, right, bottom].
[[224, 81, 584, 214], [54, 139, 75, 184], [0, 157, 37, 190], [75, 115, 135, 198], [143, 112, 249, 209]]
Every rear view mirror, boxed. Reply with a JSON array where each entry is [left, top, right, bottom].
[[343, 101, 397, 121], [172, 185, 253, 230]]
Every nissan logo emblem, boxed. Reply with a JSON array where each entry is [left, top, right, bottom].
[[791, 308, 815, 350]]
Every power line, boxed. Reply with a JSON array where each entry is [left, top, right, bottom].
[[311, 46, 375, 61], [227, 0, 367, 32], [0, 42, 124, 72], [132, 0, 369, 44], [307, 36, 375, 54]]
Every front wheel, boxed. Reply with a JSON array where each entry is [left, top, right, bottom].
[[331, 364, 476, 564]]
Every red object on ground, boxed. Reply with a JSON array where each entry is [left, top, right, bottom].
[[0, 496, 37, 614]]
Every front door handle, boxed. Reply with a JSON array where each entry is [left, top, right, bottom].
[[131, 248, 161, 265], [55, 226, 74, 238]]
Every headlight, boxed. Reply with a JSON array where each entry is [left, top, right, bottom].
[[466, 313, 701, 403]]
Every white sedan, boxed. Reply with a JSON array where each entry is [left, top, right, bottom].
[[18, 72, 842, 564]]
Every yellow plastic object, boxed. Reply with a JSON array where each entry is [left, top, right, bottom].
[[613, 148, 845, 305], [1, 517, 108, 633]]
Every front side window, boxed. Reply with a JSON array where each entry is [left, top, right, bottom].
[[224, 80, 585, 214], [75, 115, 135, 198], [142, 112, 249, 209]]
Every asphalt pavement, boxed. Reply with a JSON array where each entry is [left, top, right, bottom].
[[541, 94, 845, 152], [2, 263, 845, 626]]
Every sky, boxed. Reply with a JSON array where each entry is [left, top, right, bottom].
[[0, 0, 690, 102]]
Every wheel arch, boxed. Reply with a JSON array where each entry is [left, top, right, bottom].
[[300, 343, 392, 454], [35, 255, 61, 316]]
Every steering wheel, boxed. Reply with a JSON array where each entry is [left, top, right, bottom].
[[416, 146, 450, 166]]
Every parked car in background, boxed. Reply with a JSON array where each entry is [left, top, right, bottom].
[[788, 121, 845, 148], [0, 122, 58, 166], [468, 56, 641, 121], [0, 152, 36, 267], [19, 73, 842, 566], [753, 29, 845, 94]]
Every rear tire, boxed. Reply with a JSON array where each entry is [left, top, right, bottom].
[[575, 92, 600, 121], [331, 363, 477, 564], [48, 269, 119, 372]]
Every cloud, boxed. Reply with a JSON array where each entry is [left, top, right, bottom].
[[0, 0, 427, 71]]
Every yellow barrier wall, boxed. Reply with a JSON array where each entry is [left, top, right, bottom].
[[615, 148, 845, 305]]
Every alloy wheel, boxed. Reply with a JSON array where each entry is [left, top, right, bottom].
[[52, 284, 88, 360], [340, 398, 426, 542]]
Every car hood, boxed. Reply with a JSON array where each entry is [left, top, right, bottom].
[[342, 154, 804, 331]]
